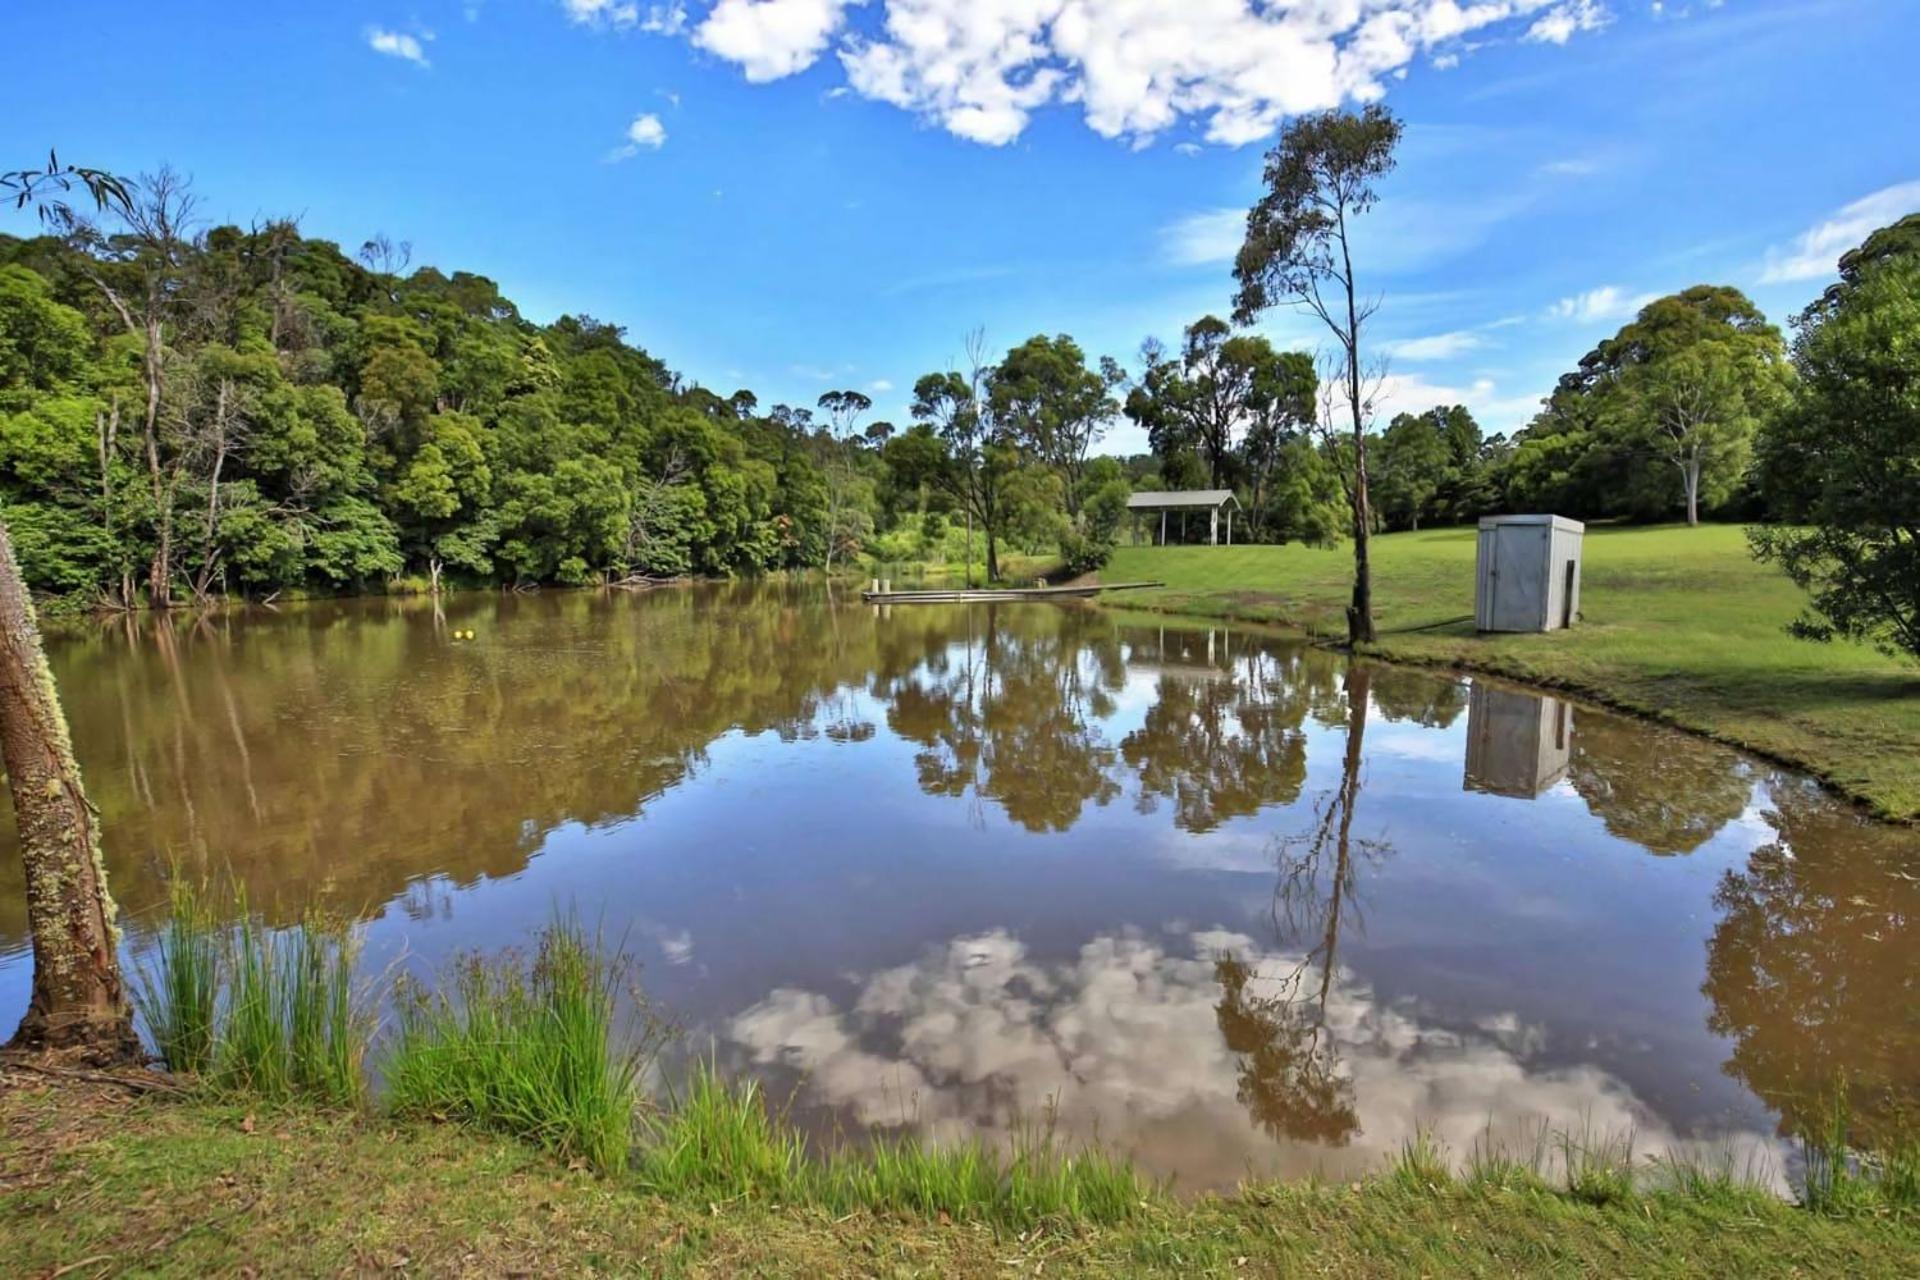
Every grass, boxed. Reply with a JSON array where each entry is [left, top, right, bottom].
[[383, 919, 654, 1174], [5, 1083, 1919, 1278], [132, 879, 368, 1106], [1105, 524, 1920, 819], [636, 1065, 1151, 1230]]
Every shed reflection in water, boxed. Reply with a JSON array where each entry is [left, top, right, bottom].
[[0, 587, 1913, 1187]]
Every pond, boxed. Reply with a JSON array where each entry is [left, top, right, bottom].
[[1, 584, 1913, 1191]]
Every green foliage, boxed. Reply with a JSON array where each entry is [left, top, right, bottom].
[[1507, 284, 1790, 523], [1750, 240, 1920, 658], [383, 918, 655, 1175]]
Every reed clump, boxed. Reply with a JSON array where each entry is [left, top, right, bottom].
[[133, 877, 368, 1107], [382, 919, 655, 1175]]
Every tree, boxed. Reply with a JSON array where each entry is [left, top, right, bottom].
[[60, 168, 203, 607], [0, 521, 139, 1058], [0, 155, 141, 1060], [908, 335, 1018, 584], [1373, 411, 1448, 531], [1123, 317, 1255, 490], [989, 334, 1120, 514], [816, 390, 874, 573], [1512, 286, 1788, 525], [1240, 348, 1318, 539], [1750, 236, 1920, 657], [1612, 290, 1790, 526], [1234, 106, 1403, 644]]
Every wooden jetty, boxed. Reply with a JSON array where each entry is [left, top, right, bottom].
[[859, 581, 1164, 605]]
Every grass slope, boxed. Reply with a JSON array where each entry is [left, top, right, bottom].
[[4, 1084, 1917, 1278], [1106, 525, 1920, 819]]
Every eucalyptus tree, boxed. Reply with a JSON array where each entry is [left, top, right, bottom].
[[1234, 106, 1402, 644], [906, 334, 1018, 584], [816, 389, 874, 572]]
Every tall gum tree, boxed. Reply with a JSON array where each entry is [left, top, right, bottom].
[[1233, 106, 1402, 646]]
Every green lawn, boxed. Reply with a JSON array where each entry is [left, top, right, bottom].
[[1106, 524, 1920, 820], [4, 1085, 1917, 1278]]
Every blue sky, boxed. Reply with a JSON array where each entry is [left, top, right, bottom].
[[4, 0, 1917, 453]]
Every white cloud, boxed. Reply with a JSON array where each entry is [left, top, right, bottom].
[[1385, 329, 1488, 361], [694, 0, 861, 84], [1161, 208, 1244, 267], [611, 1, 1610, 148], [366, 27, 432, 67], [562, 0, 639, 26], [1525, 0, 1612, 45], [866, 378, 894, 393], [1546, 284, 1657, 323], [1758, 180, 1920, 284], [608, 112, 669, 159]]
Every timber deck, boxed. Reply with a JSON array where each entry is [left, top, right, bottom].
[[858, 582, 1165, 605]]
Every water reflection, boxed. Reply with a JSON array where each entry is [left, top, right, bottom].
[[1464, 683, 1572, 798], [0, 585, 1913, 1188], [1705, 778, 1920, 1149]]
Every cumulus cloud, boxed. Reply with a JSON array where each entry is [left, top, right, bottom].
[[1758, 180, 1920, 284], [367, 27, 432, 67], [608, 112, 669, 159], [695, 0, 862, 83], [728, 926, 1783, 1188], [612, 1, 1612, 147], [1546, 284, 1657, 323]]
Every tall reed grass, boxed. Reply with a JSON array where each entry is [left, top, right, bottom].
[[1798, 1093, 1920, 1217], [133, 877, 220, 1075], [382, 919, 656, 1175], [133, 876, 368, 1107]]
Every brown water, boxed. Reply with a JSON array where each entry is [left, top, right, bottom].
[[2, 584, 1914, 1189]]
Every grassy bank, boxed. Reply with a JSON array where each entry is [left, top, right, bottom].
[[5, 1082, 1919, 1278], [1105, 525, 1920, 820]]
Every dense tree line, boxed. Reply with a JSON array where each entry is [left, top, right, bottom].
[[0, 172, 1144, 606]]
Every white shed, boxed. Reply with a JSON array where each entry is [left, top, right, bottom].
[[1475, 515, 1584, 633]]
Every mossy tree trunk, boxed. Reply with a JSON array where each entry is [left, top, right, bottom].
[[0, 519, 141, 1061]]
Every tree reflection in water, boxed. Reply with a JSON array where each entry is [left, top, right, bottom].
[[1214, 665, 1389, 1148], [1704, 777, 1920, 1148]]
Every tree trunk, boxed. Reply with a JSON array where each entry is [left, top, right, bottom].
[[0, 521, 141, 1062], [1684, 458, 1701, 527], [1338, 206, 1376, 647]]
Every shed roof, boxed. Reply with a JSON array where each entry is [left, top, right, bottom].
[[1126, 490, 1238, 510], [1477, 514, 1584, 533]]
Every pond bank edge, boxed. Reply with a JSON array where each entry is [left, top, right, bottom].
[[1097, 594, 1918, 826]]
